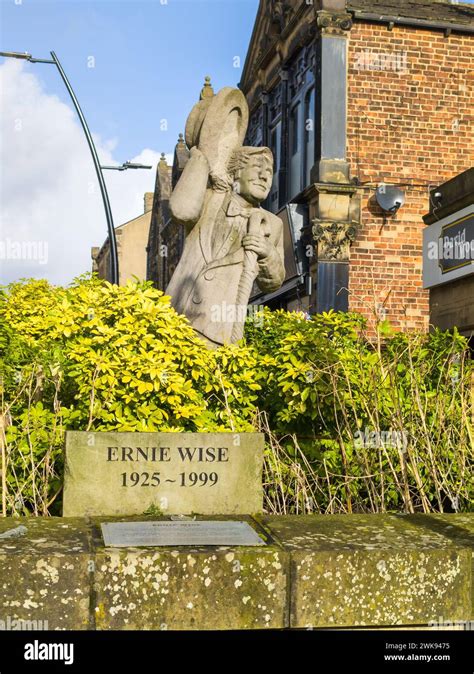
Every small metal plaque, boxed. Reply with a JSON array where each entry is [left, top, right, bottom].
[[101, 521, 265, 547]]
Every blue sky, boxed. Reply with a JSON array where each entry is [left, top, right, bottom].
[[0, 0, 258, 162]]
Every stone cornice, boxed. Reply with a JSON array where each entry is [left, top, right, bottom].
[[240, 0, 312, 93]]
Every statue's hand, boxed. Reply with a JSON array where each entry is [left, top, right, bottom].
[[190, 146, 210, 168], [242, 233, 272, 260]]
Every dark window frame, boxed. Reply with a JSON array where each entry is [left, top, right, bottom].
[[286, 44, 316, 200]]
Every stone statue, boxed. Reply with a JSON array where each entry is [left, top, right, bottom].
[[165, 83, 285, 347]]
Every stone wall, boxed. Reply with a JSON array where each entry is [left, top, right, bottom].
[[1, 514, 472, 630], [91, 200, 152, 285], [146, 139, 192, 290]]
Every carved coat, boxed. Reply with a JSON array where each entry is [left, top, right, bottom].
[[165, 189, 285, 345]]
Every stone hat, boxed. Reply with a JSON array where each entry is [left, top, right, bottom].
[[185, 99, 212, 150], [185, 86, 249, 183]]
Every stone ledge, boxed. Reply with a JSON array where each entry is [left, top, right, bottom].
[[0, 514, 472, 630], [260, 514, 473, 628], [0, 518, 91, 630]]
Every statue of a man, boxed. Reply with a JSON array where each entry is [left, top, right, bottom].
[[166, 138, 285, 347]]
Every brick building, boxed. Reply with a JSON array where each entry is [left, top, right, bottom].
[[147, 0, 473, 335]]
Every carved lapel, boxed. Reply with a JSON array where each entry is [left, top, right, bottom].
[[198, 190, 231, 265]]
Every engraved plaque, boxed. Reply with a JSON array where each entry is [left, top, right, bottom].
[[101, 520, 265, 547], [63, 432, 264, 516]]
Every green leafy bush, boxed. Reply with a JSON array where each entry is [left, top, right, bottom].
[[246, 307, 473, 514], [0, 277, 472, 516]]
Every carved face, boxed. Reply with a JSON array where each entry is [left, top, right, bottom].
[[236, 155, 273, 205]]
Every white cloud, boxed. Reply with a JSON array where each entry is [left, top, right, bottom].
[[0, 59, 167, 286]]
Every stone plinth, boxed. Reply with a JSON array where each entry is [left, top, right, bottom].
[[418, 513, 474, 620], [92, 516, 287, 630]]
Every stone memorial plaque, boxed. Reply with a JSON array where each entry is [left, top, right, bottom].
[[63, 432, 263, 516], [101, 520, 265, 547]]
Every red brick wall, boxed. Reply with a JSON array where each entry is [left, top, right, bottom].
[[347, 22, 474, 332]]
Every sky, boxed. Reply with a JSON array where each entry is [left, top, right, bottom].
[[0, 0, 258, 284]]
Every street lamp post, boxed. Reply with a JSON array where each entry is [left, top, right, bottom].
[[0, 50, 152, 284], [101, 162, 153, 171]]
